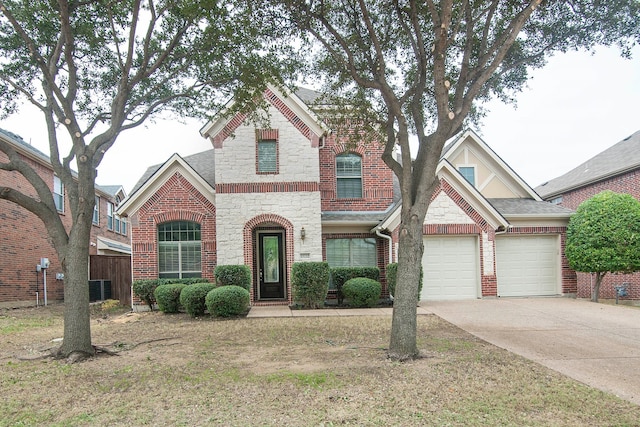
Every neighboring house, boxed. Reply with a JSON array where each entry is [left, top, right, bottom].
[[536, 130, 640, 301], [0, 128, 131, 308], [118, 85, 576, 308]]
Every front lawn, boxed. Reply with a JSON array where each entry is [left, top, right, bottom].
[[0, 304, 638, 426]]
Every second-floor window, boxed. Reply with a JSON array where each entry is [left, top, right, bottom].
[[53, 176, 64, 212], [257, 139, 278, 173], [336, 153, 362, 198], [93, 196, 100, 225], [107, 202, 114, 230]]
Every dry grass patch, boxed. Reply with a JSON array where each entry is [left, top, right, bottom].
[[1, 304, 638, 426]]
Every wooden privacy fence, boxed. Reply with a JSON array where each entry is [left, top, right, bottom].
[[89, 255, 132, 306]]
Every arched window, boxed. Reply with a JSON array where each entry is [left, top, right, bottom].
[[158, 221, 201, 278], [336, 153, 362, 198]]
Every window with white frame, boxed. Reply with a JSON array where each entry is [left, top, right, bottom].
[[336, 153, 362, 198], [158, 221, 202, 278], [53, 176, 64, 212], [107, 202, 114, 230], [93, 196, 100, 225], [459, 166, 475, 186]]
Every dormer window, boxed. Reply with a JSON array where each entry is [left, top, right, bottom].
[[459, 166, 475, 187], [336, 153, 362, 198]]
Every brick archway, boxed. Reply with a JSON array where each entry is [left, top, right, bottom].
[[243, 214, 295, 305]]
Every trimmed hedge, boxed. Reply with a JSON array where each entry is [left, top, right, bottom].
[[385, 263, 423, 299], [206, 285, 250, 317], [214, 265, 251, 290], [132, 278, 209, 310], [291, 262, 330, 309], [331, 267, 380, 305], [154, 283, 187, 313], [179, 283, 216, 317], [342, 278, 382, 308]]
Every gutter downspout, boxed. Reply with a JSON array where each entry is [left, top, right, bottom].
[[374, 226, 393, 264]]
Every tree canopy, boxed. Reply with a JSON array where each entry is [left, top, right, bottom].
[[272, 0, 640, 360], [0, 0, 295, 359], [566, 190, 640, 302]]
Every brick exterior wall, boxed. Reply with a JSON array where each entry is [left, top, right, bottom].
[[319, 130, 394, 212], [0, 148, 129, 307], [129, 172, 216, 283], [556, 169, 640, 301]]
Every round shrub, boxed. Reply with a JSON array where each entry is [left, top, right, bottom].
[[179, 283, 215, 317], [214, 265, 251, 290], [132, 279, 158, 310], [154, 283, 187, 313], [342, 277, 382, 308], [206, 285, 250, 317]]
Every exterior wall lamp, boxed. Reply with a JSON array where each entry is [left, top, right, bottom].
[[300, 227, 306, 240]]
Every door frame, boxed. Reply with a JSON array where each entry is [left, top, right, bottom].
[[256, 229, 287, 300]]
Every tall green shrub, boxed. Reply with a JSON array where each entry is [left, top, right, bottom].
[[331, 267, 380, 305], [206, 286, 250, 317], [342, 278, 381, 308], [132, 279, 158, 311], [180, 283, 215, 317], [214, 265, 251, 290], [386, 263, 423, 299], [154, 283, 187, 313], [291, 262, 330, 309]]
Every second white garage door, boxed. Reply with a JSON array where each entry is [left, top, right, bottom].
[[495, 235, 559, 297], [421, 236, 478, 300]]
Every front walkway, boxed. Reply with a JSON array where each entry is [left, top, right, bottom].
[[247, 305, 432, 317]]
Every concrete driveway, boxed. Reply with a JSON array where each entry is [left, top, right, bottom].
[[424, 298, 640, 405]]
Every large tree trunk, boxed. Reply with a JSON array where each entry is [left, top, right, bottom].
[[56, 163, 96, 359], [592, 272, 606, 303], [388, 210, 425, 360]]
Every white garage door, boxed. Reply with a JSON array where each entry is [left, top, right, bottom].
[[496, 235, 559, 297], [421, 236, 478, 300]]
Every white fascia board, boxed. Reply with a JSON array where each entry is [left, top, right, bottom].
[[272, 84, 330, 138], [117, 154, 215, 216], [436, 160, 510, 229]]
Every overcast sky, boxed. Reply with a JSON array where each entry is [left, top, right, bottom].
[[1, 45, 638, 194]]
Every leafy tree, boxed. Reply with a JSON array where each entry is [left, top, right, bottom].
[[272, 0, 640, 360], [566, 191, 640, 303], [0, 0, 292, 360]]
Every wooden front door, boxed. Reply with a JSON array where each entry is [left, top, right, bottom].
[[258, 231, 285, 299]]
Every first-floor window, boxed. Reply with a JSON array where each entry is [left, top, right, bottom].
[[326, 238, 377, 267], [158, 221, 202, 278], [326, 237, 377, 289]]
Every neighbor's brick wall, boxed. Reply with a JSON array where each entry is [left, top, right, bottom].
[[0, 148, 128, 307], [557, 169, 640, 301], [129, 172, 216, 283]]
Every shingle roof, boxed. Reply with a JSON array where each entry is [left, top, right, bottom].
[[487, 198, 573, 216], [536, 130, 640, 199], [130, 149, 215, 194], [0, 128, 51, 164], [96, 185, 123, 197], [321, 210, 393, 224]]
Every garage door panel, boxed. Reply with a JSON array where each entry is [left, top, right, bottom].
[[496, 235, 559, 297], [421, 236, 478, 301]]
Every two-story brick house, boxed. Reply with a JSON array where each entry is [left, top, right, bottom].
[[536, 130, 640, 301], [0, 128, 131, 308], [119, 85, 577, 308]]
